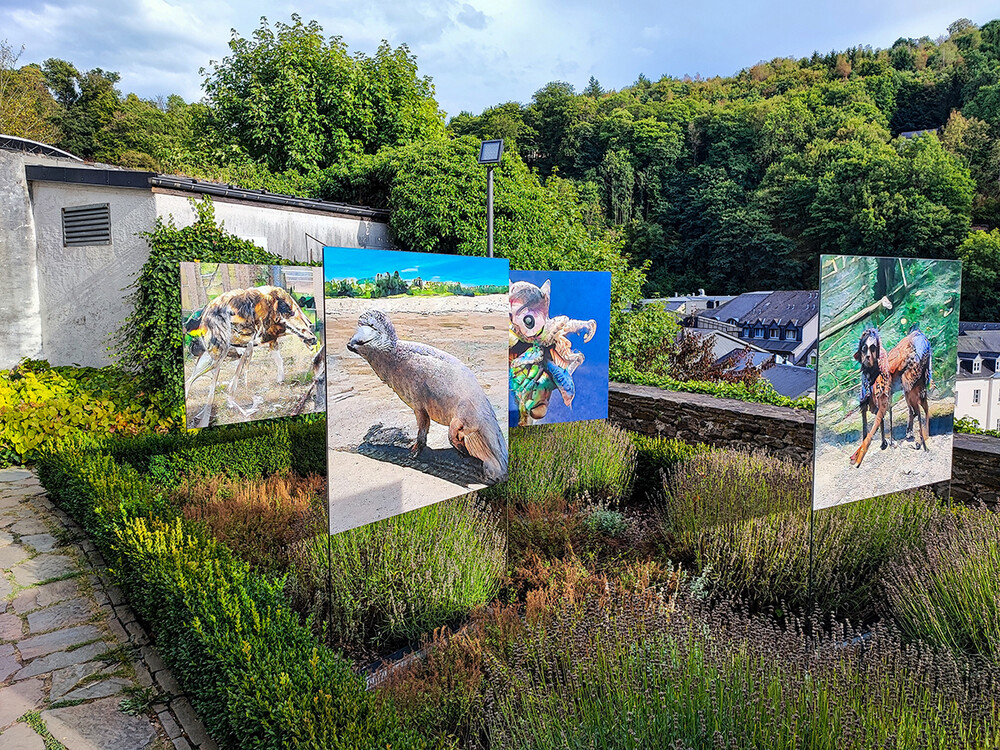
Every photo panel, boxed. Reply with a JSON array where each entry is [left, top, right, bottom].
[[180, 262, 325, 430], [508, 270, 611, 427], [323, 247, 510, 534], [813, 255, 961, 510]]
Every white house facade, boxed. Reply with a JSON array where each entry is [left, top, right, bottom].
[[956, 327, 1000, 431]]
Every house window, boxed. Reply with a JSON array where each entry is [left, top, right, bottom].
[[62, 203, 111, 246], [973, 358, 982, 374], [973, 389, 981, 404]]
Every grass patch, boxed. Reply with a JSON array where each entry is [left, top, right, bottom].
[[176, 472, 326, 572], [481, 421, 636, 510], [884, 504, 1000, 658], [17, 711, 66, 750], [479, 592, 1000, 750], [290, 494, 506, 655], [661, 449, 940, 620]]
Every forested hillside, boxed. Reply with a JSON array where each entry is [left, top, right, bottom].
[[3, 16, 1000, 319]]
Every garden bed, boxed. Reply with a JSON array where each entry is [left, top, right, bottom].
[[31, 417, 1000, 749]]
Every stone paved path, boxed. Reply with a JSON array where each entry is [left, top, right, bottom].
[[0, 468, 217, 750]]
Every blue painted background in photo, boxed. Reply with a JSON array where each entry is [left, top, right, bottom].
[[509, 270, 611, 427], [323, 246, 508, 288]]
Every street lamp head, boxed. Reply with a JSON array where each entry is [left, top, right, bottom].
[[478, 139, 504, 165]]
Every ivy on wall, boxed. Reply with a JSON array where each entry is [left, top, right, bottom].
[[113, 198, 306, 420]]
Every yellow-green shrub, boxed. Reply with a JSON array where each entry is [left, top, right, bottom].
[[0, 360, 174, 464]]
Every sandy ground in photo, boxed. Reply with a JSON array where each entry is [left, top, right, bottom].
[[324, 294, 508, 533], [184, 334, 323, 428], [813, 399, 954, 509]]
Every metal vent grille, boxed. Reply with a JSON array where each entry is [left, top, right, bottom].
[[62, 203, 111, 246]]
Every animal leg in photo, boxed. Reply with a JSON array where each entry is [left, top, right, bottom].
[[225, 342, 263, 417], [412, 407, 431, 457], [453, 417, 507, 481], [191, 345, 230, 429], [270, 344, 285, 383], [850, 402, 887, 467], [905, 389, 930, 450]]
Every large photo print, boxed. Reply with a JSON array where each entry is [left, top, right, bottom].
[[509, 270, 610, 427], [180, 262, 325, 429], [813, 255, 961, 510], [324, 247, 510, 534]]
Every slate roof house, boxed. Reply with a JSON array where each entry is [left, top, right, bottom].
[[699, 290, 819, 367], [956, 324, 1000, 432]]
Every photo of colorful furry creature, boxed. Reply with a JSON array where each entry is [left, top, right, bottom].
[[813, 255, 961, 510], [508, 271, 611, 427], [180, 262, 325, 430], [323, 247, 509, 535]]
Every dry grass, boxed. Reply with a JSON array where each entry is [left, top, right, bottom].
[[175, 472, 326, 571]]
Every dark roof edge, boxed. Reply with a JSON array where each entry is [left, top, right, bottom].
[[24, 165, 390, 221], [25, 164, 155, 188], [150, 176, 389, 220]]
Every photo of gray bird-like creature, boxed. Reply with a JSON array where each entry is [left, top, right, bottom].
[[347, 309, 508, 481], [322, 247, 510, 535]]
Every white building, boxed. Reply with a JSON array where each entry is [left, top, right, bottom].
[[956, 326, 1000, 431], [0, 139, 393, 369]]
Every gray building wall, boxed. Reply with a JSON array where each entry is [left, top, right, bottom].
[[0, 151, 52, 365], [30, 181, 157, 367], [1, 157, 394, 370], [154, 192, 394, 263]]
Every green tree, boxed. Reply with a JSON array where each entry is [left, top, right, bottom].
[[0, 41, 59, 143], [42, 58, 120, 158], [201, 15, 442, 172], [958, 229, 1000, 321], [318, 135, 645, 338]]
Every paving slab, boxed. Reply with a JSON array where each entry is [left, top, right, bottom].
[[0, 612, 22, 640], [26, 598, 93, 633], [8, 518, 49, 536], [0, 721, 46, 749], [0, 678, 43, 730], [50, 661, 108, 701], [0, 530, 14, 545], [14, 640, 110, 680], [60, 676, 130, 703], [11, 555, 76, 587], [0, 577, 13, 599], [0, 469, 34, 483], [42, 696, 157, 750], [17, 624, 102, 660], [13, 578, 81, 614], [19, 534, 58, 554], [0, 545, 29, 570], [0, 643, 18, 682]]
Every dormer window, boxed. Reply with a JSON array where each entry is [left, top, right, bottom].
[[973, 356, 983, 374]]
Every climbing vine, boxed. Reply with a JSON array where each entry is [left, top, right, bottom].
[[113, 198, 294, 419]]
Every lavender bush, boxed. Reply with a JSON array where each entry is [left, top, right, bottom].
[[885, 505, 1000, 658], [662, 450, 939, 619]]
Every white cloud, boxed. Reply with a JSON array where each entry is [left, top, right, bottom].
[[2, 0, 997, 117]]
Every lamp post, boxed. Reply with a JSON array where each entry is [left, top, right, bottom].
[[478, 139, 504, 258]]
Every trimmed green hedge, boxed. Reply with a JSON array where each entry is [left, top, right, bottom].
[[611, 362, 816, 411], [36, 426, 427, 750]]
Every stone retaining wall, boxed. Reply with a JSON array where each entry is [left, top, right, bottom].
[[609, 382, 1000, 507]]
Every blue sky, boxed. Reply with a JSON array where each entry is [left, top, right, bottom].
[[323, 247, 508, 287], [3, 1, 1000, 117]]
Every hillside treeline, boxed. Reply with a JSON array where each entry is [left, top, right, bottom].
[[2, 16, 1000, 319]]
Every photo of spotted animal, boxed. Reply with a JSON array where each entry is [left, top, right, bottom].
[[180, 262, 325, 429]]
